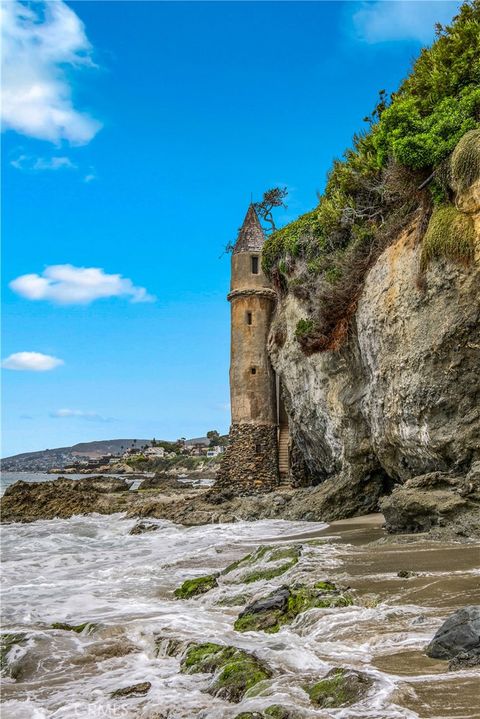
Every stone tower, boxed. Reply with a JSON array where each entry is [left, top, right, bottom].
[[217, 204, 280, 492]]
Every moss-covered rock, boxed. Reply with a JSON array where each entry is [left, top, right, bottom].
[[222, 545, 272, 575], [241, 561, 298, 584], [306, 668, 373, 708], [180, 641, 272, 702], [129, 520, 160, 535], [223, 545, 302, 584], [0, 633, 27, 675], [234, 706, 302, 719], [174, 573, 218, 599], [234, 583, 353, 634], [216, 593, 250, 607], [111, 681, 151, 698], [154, 635, 186, 658], [313, 580, 337, 591], [264, 706, 301, 719], [51, 621, 97, 634]]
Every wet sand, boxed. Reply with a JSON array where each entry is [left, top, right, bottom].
[[290, 513, 480, 718]]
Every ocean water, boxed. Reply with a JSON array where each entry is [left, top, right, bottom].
[[2, 509, 479, 719]]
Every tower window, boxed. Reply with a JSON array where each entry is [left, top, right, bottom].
[[255, 443, 262, 454], [251, 256, 259, 274], [246, 311, 253, 325], [250, 367, 256, 375]]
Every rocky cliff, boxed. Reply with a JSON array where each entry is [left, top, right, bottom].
[[268, 179, 480, 530]]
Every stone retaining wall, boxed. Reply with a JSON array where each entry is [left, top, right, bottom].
[[216, 423, 280, 494]]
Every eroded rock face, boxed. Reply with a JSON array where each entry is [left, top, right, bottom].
[[269, 195, 479, 520], [381, 470, 480, 534]]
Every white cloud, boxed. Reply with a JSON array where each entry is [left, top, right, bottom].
[[34, 156, 76, 170], [2, 351, 64, 371], [1, 0, 102, 144], [10, 264, 156, 305], [50, 409, 114, 422], [352, 1, 460, 44], [11, 153, 76, 171], [83, 170, 97, 183]]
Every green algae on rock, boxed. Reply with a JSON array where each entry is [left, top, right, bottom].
[[234, 707, 302, 719], [234, 583, 353, 633], [216, 593, 251, 607], [174, 573, 219, 599], [180, 641, 272, 702], [222, 545, 273, 574], [223, 545, 302, 584], [313, 580, 337, 591], [51, 621, 97, 634], [306, 667, 373, 708], [0, 633, 27, 675]]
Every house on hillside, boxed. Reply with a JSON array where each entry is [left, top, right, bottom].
[[144, 446, 165, 458], [206, 446, 225, 458]]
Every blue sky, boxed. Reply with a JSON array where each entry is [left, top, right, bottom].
[[1, 0, 460, 457]]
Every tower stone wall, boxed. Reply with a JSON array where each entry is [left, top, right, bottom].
[[216, 205, 280, 493]]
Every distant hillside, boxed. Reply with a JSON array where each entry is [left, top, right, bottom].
[[1, 439, 151, 472], [1, 438, 211, 472]]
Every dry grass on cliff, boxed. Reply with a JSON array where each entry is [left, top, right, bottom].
[[295, 192, 425, 354], [450, 129, 480, 194], [420, 204, 476, 270]]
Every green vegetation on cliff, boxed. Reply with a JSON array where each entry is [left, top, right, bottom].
[[263, 1, 480, 354]]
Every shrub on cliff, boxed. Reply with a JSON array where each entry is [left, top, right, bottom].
[[420, 204, 476, 269], [263, 1, 480, 353]]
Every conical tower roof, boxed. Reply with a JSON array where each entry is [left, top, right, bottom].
[[233, 204, 265, 254]]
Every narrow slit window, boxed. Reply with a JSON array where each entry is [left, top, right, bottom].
[[251, 256, 259, 274], [251, 367, 256, 375], [255, 443, 262, 454], [246, 311, 253, 325]]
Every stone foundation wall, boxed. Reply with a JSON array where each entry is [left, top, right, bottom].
[[216, 423, 280, 494]]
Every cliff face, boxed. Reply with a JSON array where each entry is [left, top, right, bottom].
[[268, 184, 480, 521]]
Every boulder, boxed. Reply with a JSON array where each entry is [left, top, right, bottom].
[[448, 649, 480, 671], [222, 545, 301, 584], [426, 606, 480, 659], [381, 472, 480, 535], [306, 667, 373, 708], [0, 633, 27, 677], [180, 642, 272, 702], [111, 682, 151, 698], [129, 520, 160, 535], [234, 583, 353, 633]]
